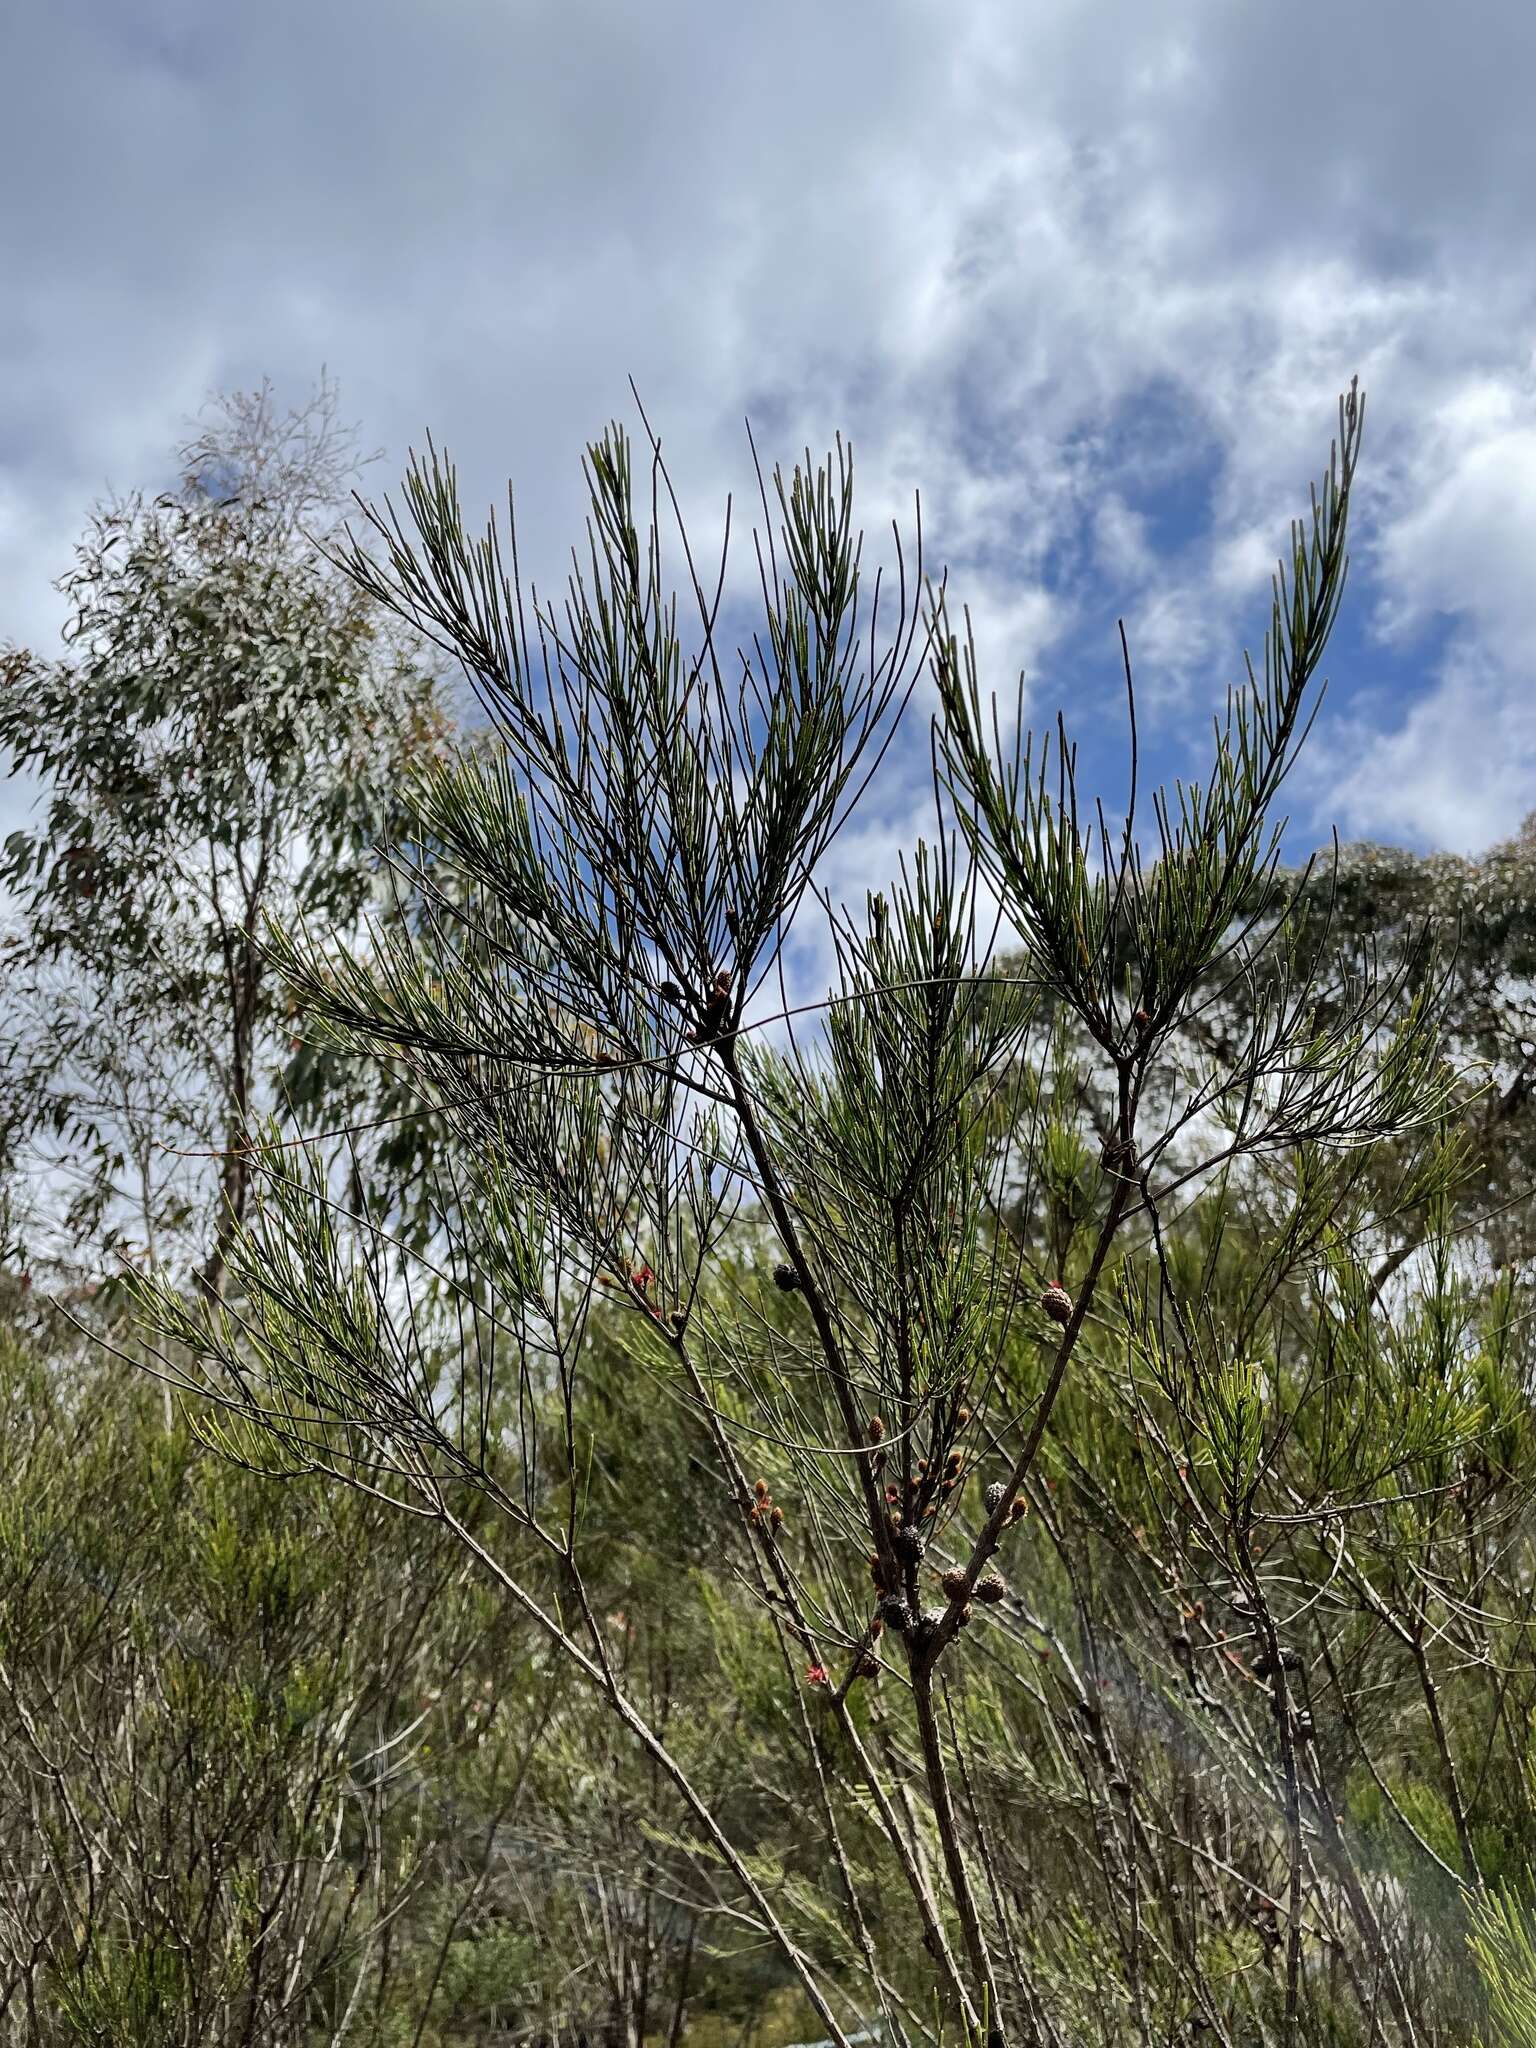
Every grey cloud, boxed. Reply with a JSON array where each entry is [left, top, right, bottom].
[[4, 0, 1536, 856]]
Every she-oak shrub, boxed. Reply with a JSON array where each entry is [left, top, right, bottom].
[[130, 383, 1536, 2045]]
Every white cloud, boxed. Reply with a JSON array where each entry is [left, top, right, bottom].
[[1373, 379, 1536, 664], [1324, 645, 1536, 853], [1312, 360, 1536, 846]]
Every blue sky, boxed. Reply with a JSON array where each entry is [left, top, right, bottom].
[[4, 0, 1536, 899]]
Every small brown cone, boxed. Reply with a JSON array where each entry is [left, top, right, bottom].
[[1040, 1283, 1074, 1326]]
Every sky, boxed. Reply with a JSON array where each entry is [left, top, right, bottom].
[[4, 0, 1536, 898]]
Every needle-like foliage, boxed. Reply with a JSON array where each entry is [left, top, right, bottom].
[[126, 382, 1495, 2048]]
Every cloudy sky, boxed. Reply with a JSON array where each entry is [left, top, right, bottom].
[[4, 0, 1535, 880]]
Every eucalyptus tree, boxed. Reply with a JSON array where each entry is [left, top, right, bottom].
[[1275, 821, 1536, 1275], [0, 377, 450, 1295], [1033, 813, 1536, 1303], [130, 381, 1483, 2043]]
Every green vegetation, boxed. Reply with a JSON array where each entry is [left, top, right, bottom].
[[4, 377, 1536, 2044]]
